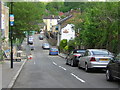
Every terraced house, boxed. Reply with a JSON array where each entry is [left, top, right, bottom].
[[0, 2, 10, 60]]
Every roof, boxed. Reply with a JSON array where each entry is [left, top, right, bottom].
[[58, 15, 73, 24], [43, 15, 60, 19], [87, 49, 109, 51]]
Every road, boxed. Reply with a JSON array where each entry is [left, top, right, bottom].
[[13, 34, 120, 88]]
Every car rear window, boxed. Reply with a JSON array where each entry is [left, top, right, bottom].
[[73, 50, 86, 53], [92, 50, 111, 55], [44, 43, 49, 45], [51, 48, 58, 51]]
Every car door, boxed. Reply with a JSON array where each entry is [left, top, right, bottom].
[[114, 55, 120, 79], [118, 60, 120, 78], [80, 50, 89, 68]]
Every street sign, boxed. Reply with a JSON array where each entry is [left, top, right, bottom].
[[10, 14, 14, 21], [10, 21, 14, 26], [10, 14, 14, 26]]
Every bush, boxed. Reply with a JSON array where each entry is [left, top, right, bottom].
[[59, 39, 67, 53]]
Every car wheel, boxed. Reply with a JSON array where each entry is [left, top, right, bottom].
[[85, 63, 89, 72], [78, 63, 81, 69], [106, 69, 114, 81], [66, 59, 69, 65]]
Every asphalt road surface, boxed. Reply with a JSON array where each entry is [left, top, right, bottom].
[[13, 34, 120, 88]]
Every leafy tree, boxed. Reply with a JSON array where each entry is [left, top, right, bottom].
[[8, 2, 46, 44]]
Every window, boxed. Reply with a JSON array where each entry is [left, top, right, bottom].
[[84, 51, 89, 56]]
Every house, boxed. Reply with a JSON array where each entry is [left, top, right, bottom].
[[43, 15, 60, 32], [0, 2, 10, 60], [61, 24, 75, 41], [57, 9, 81, 46]]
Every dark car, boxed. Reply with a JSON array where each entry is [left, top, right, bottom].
[[66, 49, 86, 67], [39, 35, 44, 40], [106, 53, 120, 81]]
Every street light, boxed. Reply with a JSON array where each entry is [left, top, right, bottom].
[[10, 2, 14, 68]]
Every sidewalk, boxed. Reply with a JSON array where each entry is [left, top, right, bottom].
[[2, 59, 27, 88], [1, 38, 28, 89], [58, 53, 67, 59]]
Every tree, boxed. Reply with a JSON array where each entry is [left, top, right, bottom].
[[8, 2, 46, 44]]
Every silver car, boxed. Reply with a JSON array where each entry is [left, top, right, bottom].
[[78, 49, 114, 72], [42, 43, 50, 49]]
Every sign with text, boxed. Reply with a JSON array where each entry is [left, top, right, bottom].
[[10, 14, 14, 26]]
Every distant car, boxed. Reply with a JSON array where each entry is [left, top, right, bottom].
[[66, 49, 86, 67], [42, 43, 50, 49], [106, 53, 120, 81], [39, 35, 44, 40], [29, 45, 34, 50], [78, 49, 114, 72], [49, 48, 59, 55], [28, 36, 33, 44]]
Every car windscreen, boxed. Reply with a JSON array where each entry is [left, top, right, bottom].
[[92, 50, 111, 55]]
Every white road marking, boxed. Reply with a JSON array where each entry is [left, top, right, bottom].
[[71, 73, 85, 83], [59, 66, 67, 71], [53, 62, 57, 65], [34, 61, 36, 64]]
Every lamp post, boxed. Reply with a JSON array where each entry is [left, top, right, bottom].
[[10, 2, 14, 68]]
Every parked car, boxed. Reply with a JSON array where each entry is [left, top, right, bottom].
[[29, 45, 34, 50], [39, 35, 44, 40], [78, 49, 114, 72], [49, 48, 59, 55], [66, 49, 86, 67], [42, 43, 50, 49], [106, 53, 120, 81]]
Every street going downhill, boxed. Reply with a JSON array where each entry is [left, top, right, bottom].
[[13, 34, 120, 88]]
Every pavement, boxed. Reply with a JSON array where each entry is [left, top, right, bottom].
[[58, 53, 67, 59], [1, 38, 28, 89], [0, 36, 66, 89]]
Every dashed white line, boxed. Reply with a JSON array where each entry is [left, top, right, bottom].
[[53, 62, 57, 65], [71, 73, 85, 83], [59, 66, 67, 71], [34, 61, 36, 64]]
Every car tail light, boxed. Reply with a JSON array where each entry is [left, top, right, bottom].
[[90, 57, 96, 61], [73, 55, 80, 57]]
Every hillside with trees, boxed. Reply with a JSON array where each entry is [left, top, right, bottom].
[[7, 2, 119, 54]]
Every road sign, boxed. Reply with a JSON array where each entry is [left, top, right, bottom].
[[10, 21, 14, 26], [10, 14, 14, 22], [10, 14, 14, 26]]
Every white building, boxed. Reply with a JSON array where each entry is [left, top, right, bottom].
[[60, 24, 75, 41]]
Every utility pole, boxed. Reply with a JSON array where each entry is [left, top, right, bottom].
[[10, 2, 14, 68]]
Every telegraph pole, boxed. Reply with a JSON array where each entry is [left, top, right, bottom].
[[10, 2, 14, 68]]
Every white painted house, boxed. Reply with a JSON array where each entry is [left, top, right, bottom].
[[60, 24, 75, 41]]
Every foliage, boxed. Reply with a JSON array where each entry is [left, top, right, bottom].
[[8, 2, 46, 43], [46, 2, 64, 15], [59, 39, 67, 52], [59, 2, 119, 54], [78, 2, 119, 54]]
